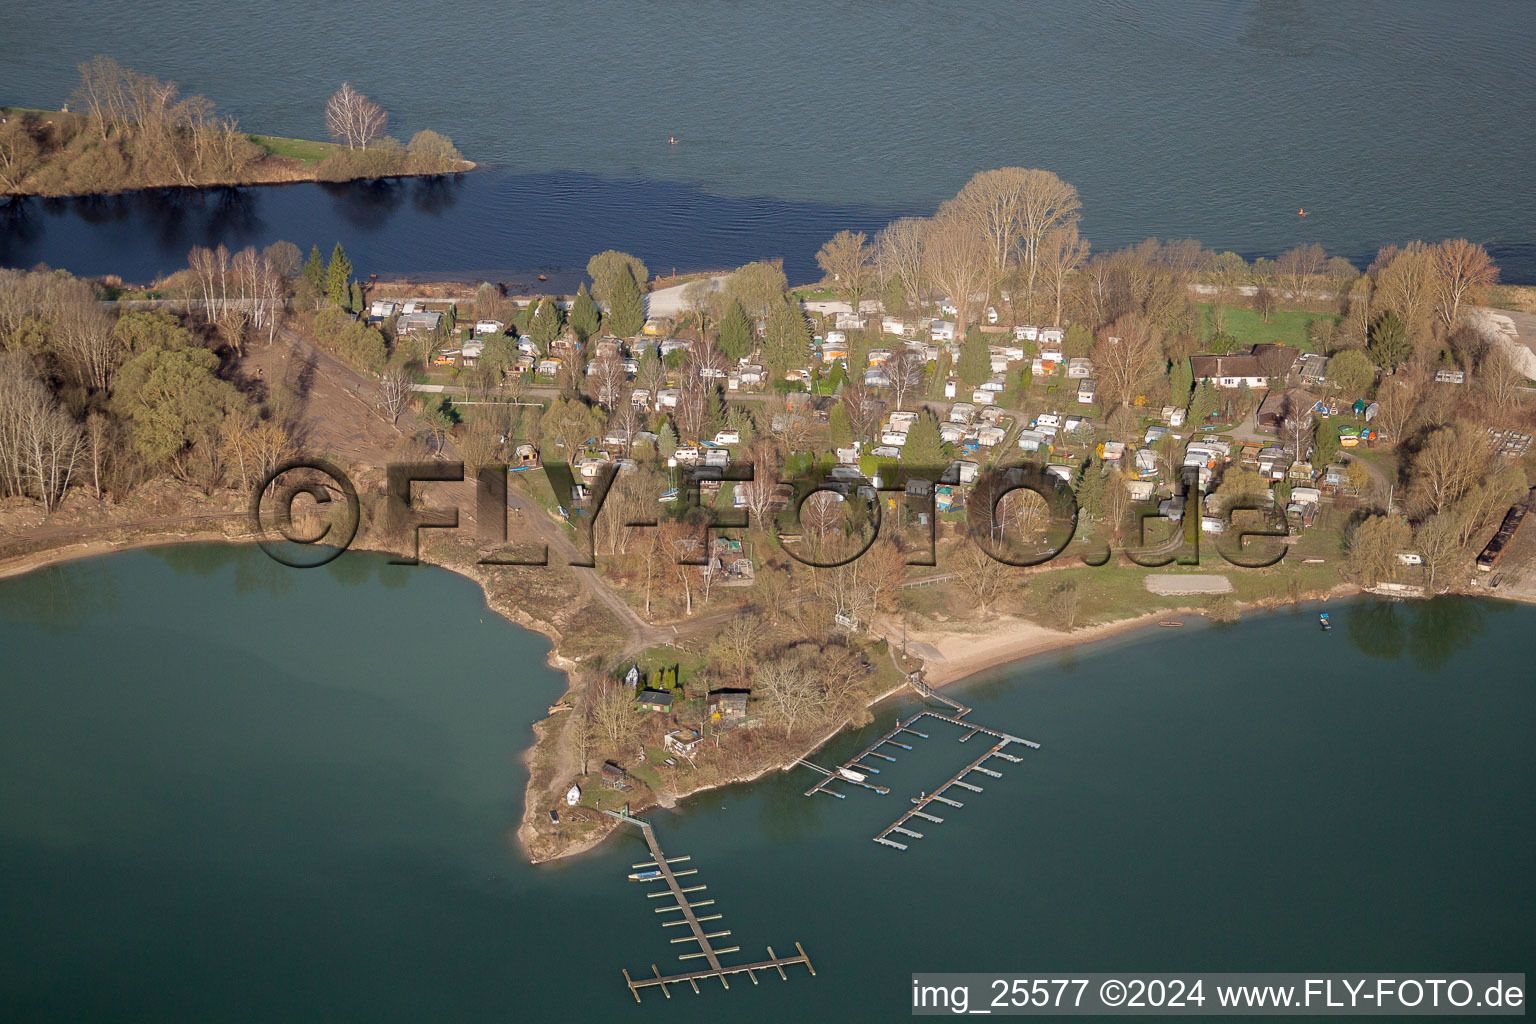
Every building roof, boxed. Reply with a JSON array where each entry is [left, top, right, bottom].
[[637, 688, 674, 707], [1190, 353, 1261, 378], [1256, 387, 1320, 424], [397, 310, 443, 332], [1191, 344, 1299, 380], [710, 690, 749, 712]]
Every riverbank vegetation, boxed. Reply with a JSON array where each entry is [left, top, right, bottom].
[[0, 58, 467, 197], [0, 259, 303, 513]]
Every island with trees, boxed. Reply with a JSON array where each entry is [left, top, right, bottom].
[[2, 165, 1534, 863], [0, 57, 470, 197]]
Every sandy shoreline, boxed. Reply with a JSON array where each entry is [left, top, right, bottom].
[[896, 611, 1183, 690], [0, 526, 256, 581]]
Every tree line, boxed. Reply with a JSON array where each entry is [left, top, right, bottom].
[[0, 58, 463, 196], [0, 263, 302, 513]]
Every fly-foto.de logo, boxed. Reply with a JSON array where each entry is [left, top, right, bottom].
[[249, 456, 1291, 571]]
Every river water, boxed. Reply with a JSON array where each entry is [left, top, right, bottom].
[[3, 0, 1535, 283], [0, 545, 1531, 1021]]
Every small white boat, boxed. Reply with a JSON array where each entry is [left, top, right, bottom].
[[837, 767, 867, 783], [628, 869, 662, 881]]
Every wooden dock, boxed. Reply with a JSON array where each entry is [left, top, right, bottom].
[[871, 737, 1018, 850], [622, 944, 814, 1000], [605, 809, 814, 1002], [797, 676, 1040, 851]]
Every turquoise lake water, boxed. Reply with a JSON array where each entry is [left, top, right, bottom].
[[0, 545, 1531, 1020]]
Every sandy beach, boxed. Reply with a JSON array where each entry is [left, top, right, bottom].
[[892, 611, 1181, 689]]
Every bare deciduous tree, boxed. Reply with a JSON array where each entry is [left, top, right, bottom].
[[1372, 376, 1419, 443], [1409, 424, 1490, 517], [85, 410, 111, 499], [952, 541, 1008, 613], [675, 338, 724, 439], [874, 217, 928, 314], [1431, 238, 1498, 328], [1276, 243, 1328, 304], [589, 677, 642, 747], [1091, 314, 1164, 409], [814, 230, 874, 315], [838, 379, 880, 444], [884, 348, 925, 411], [1279, 412, 1315, 466], [1371, 242, 1437, 342], [681, 277, 717, 336], [923, 211, 991, 340], [48, 281, 118, 392], [947, 169, 1028, 299], [378, 365, 414, 425], [324, 83, 388, 150], [710, 613, 765, 680], [232, 246, 284, 348], [736, 438, 782, 528], [1476, 344, 1530, 417], [1038, 223, 1089, 327], [755, 647, 830, 737], [587, 351, 628, 409], [0, 354, 86, 513]]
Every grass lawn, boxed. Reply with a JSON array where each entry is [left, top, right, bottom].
[[2, 106, 70, 118], [1342, 443, 1401, 486], [246, 132, 344, 166], [630, 645, 708, 690], [1033, 546, 1342, 626], [1486, 284, 1536, 314], [1197, 303, 1338, 353], [509, 468, 577, 532]]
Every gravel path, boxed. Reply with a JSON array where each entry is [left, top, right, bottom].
[[1144, 574, 1234, 595]]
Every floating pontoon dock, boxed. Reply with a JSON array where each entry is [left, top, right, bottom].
[[606, 808, 814, 1002], [801, 674, 1039, 850]]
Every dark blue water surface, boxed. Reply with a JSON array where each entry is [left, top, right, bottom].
[[6, 172, 1535, 288], [3, 0, 1535, 284], [0, 172, 918, 286]]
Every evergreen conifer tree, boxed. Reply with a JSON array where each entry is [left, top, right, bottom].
[[607, 269, 646, 338], [530, 297, 564, 349], [569, 284, 600, 340], [828, 404, 852, 446], [825, 361, 847, 392], [1168, 357, 1194, 408], [956, 332, 991, 387], [1189, 380, 1218, 425], [302, 246, 326, 292], [718, 299, 751, 360], [902, 410, 949, 469], [761, 302, 810, 378], [1077, 455, 1106, 520], [326, 243, 353, 309]]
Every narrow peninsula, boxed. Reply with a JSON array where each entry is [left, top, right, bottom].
[[1, 57, 471, 198]]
